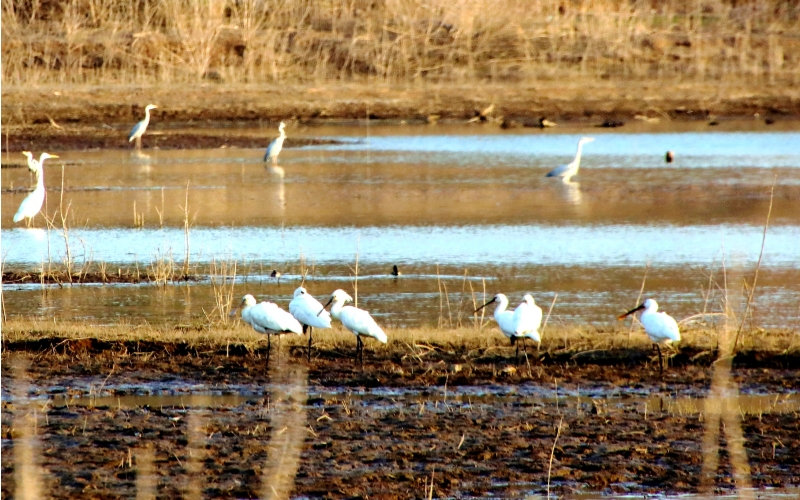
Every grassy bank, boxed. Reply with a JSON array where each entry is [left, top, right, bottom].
[[3, 319, 798, 367]]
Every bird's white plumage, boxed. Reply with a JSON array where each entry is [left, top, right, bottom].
[[128, 104, 157, 143], [263, 122, 287, 164], [289, 286, 332, 330], [513, 294, 542, 342], [546, 137, 594, 183], [14, 153, 57, 224], [328, 289, 387, 343], [238, 294, 303, 335], [638, 299, 681, 345], [482, 293, 516, 339], [22, 151, 37, 174]]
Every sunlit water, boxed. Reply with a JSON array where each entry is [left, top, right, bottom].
[[2, 123, 800, 327]]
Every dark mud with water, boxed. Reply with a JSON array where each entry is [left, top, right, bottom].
[[2, 339, 799, 498]]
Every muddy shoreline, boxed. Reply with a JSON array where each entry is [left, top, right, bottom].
[[3, 339, 799, 498], [3, 83, 799, 152]]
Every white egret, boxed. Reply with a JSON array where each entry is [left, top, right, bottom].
[[289, 286, 332, 361], [22, 151, 37, 173], [13, 152, 58, 226], [263, 122, 287, 166], [321, 289, 387, 365], [618, 298, 681, 374], [545, 137, 595, 183], [231, 294, 303, 363], [128, 104, 158, 150], [476, 293, 541, 362]]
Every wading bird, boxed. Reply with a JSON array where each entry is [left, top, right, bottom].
[[22, 151, 37, 173], [618, 298, 681, 374], [263, 122, 287, 166], [321, 289, 387, 365], [231, 294, 303, 364], [512, 294, 543, 355], [13, 152, 58, 226], [545, 137, 595, 183], [476, 293, 541, 362], [391, 265, 402, 277], [289, 286, 332, 361], [128, 104, 158, 150]]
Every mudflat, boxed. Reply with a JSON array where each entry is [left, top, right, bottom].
[[3, 82, 799, 152], [2, 335, 799, 498]]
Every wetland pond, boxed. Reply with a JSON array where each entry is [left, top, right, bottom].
[[2, 121, 800, 497], [2, 122, 800, 328]]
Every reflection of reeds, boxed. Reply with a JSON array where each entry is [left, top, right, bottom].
[[10, 357, 46, 500], [261, 358, 308, 499], [185, 410, 206, 500], [700, 260, 753, 497], [135, 445, 157, 500]]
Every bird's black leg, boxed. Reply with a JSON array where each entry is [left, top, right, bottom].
[[266, 334, 271, 366], [307, 326, 313, 362], [656, 344, 664, 375]]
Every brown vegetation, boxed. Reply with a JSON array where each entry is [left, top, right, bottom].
[[3, 0, 799, 87]]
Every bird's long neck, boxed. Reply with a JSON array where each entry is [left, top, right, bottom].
[[143, 108, 152, 126], [34, 167, 45, 189], [574, 142, 586, 165], [494, 300, 508, 319], [279, 127, 286, 139]]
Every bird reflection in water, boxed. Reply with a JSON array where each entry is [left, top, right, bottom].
[[557, 179, 583, 205]]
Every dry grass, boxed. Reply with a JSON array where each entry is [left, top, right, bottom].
[[2, 0, 798, 89], [2, 317, 797, 356]]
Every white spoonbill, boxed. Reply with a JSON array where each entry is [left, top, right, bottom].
[[128, 104, 158, 150], [263, 122, 287, 166], [13, 152, 58, 226], [512, 294, 543, 354], [618, 298, 681, 374], [289, 286, 332, 361], [545, 137, 595, 183], [321, 289, 387, 365], [476, 293, 541, 362], [231, 294, 303, 363]]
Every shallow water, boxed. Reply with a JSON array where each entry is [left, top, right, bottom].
[[2, 123, 799, 328]]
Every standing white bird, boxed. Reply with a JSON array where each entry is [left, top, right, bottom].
[[14, 152, 58, 226], [476, 293, 541, 362], [263, 122, 287, 166], [618, 298, 681, 374], [231, 294, 303, 363], [22, 151, 37, 173], [289, 286, 332, 361], [321, 289, 388, 365], [512, 294, 543, 354], [545, 137, 595, 183], [128, 104, 158, 150]]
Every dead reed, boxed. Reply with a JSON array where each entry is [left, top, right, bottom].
[[2, 0, 798, 88]]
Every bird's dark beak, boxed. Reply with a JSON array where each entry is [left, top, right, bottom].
[[618, 303, 645, 320], [474, 297, 496, 313], [229, 298, 246, 317], [317, 297, 334, 316]]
